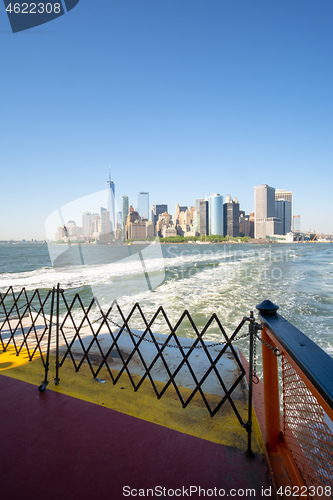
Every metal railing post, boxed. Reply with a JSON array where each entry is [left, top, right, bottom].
[[38, 286, 55, 392], [54, 283, 60, 385], [245, 311, 255, 458], [256, 300, 281, 452]]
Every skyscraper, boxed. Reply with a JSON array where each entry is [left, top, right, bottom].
[[82, 211, 93, 237], [155, 204, 168, 218], [199, 200, 209, 236], [106, 167, 116, 235], [254, 184, 279, 239], [275, 190, 293, 217], [195, 199, 203, 233], [138, 192, 149, 220], [100, 207, 111, 242], [122, 195, 129, 241], [209, 194, 223, 236], [223, 196, 240, 237], [275, 199, 292, 235]]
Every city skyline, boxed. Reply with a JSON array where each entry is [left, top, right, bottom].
[[3, 162, 329, 240], [1, 171, 324, 240], [1, 1, 333, 239], [48, 177, 301, 243]]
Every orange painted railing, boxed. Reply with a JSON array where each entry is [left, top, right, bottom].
[[257, 300, 333, 500]]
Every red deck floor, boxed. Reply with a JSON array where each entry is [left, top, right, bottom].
[[0, 374, 274, 499]]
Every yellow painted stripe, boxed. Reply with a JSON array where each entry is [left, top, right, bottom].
[[0, 347, 265, 453]]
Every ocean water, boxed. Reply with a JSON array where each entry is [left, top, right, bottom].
[[0, 241, 332, 360]]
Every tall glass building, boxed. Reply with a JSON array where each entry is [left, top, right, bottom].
[[138, 192, 149, 220], [275, 190, 293, 218], [275, 199, 292, 235], [209, 193, 223, 236], [106, 168, 116, 234]]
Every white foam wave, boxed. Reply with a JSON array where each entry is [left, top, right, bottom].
[[1, 243, 332, 357], [0, 245, 263, 293]]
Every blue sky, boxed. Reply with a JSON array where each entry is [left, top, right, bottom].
[[1, 0, 333, 239]]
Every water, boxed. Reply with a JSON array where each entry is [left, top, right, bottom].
[[0, 241, 332, 359]]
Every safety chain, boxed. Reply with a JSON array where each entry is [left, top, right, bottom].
[[0, 300, 31, 318], [24, 304, 103, 331], [251, 328, 281, 384], [106, 317, 251, 350], [241, 316, 281, 384], [255, 332, 281, 357], [2, 299, 252, 350]]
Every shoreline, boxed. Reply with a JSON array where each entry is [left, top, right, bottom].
[[2, 239, 331, 246]]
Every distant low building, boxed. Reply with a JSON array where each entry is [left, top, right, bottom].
[[249, 213, 255, 239], [239, 213, 248, 238], [56, 226, 67, 241], [156, 212, 176, 238], [293, 215, 301, 233], [125, 210, 154, 240], [152, 204, 168, 233], [162, 226, 177, 238]]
